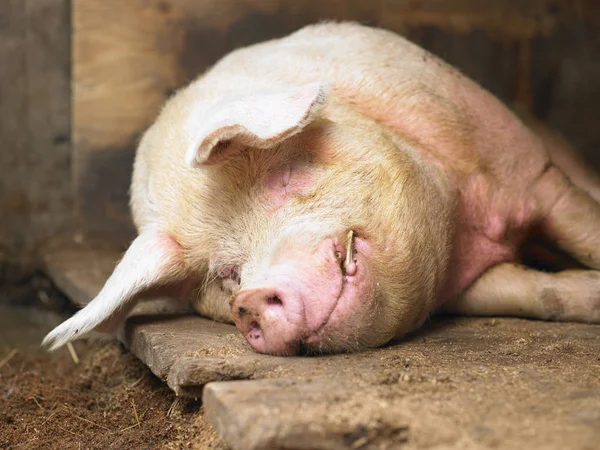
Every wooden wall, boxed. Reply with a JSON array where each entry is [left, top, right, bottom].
[[0, 0, 71, 267], [0, 0, 598, 262]]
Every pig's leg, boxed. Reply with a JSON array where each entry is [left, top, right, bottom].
[[547, 143, 600, 204], [516, 123, 600, 271], [531, 121, 600, 268], [526, 114, 600, 203], [441, 263, 600, 323], [535, 167, 600, 270]]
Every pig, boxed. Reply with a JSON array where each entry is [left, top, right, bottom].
[[43, 22, 600, 356]]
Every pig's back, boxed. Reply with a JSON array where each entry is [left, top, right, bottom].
[[197, 22, 549, 181]]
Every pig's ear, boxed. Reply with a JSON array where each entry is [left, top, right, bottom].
[[185, 82, 329, 167], [42, 230, 187, 351]]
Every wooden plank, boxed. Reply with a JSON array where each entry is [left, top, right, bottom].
[[0, 0, 28, 257], [166, 355, 281, 397], [24, 0, 71, 227], [203, 335, 600, 450], [124, 315, 246, 382], [121, 313, 600, 450], [203, 379, 410, 450], [0, 0, 72, 263], [41, 236, 123, 306]]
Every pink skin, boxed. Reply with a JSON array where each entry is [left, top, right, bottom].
[[263, 163, 315, 210], [438, 177, 539, 305], [232, 235, 373, 355]]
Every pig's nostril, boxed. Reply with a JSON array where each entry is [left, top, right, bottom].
[[248, 321, 261, 340], [267, 295, 282, 306]]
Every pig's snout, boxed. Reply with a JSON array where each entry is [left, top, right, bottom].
[[231, 232, 373, 355], [232, 285, 306, 356]]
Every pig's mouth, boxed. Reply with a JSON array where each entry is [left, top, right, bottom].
[[301, 230, 356, 342], [232, 230, 373, 356]]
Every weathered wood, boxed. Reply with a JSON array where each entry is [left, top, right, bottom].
[[133, 316, 600, 449], [41, 236, 123, 306], [167, 355, 281, 397], [0, 1, 28, 238], [202, 326, 600, 450], [124, 315, 245, 381], [203, 379, 410, 450], [24, 0, 71, 204], [0, 0, 72, 263]]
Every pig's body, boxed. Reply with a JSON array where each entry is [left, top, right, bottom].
[[44, 23, 600, 356], [135, 23, 546, 310]]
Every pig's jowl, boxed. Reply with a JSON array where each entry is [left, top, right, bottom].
[[44, 23, 600, 356]]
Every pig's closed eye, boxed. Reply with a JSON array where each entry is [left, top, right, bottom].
[[216, 264, 240, 279], [217, 264, 241, 293], [229, 267, 241, 284]]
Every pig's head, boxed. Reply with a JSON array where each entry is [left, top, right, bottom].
[[43, 82, 452, 355]]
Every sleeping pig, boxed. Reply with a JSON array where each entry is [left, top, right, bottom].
[[43, 22, 600, 356]]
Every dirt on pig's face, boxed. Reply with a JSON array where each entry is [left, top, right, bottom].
[[174, 116, 453, 356]]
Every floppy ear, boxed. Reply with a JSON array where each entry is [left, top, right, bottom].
[[42, 230, 188, 351], [185, 82, 329, 167]]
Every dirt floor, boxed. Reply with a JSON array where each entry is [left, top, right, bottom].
[[0, 339, 225, 450], [0, 269, 224, 450], [1, 270, 599, 449]]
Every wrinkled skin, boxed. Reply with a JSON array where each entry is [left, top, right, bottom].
[[44, 23, 600, 356]]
